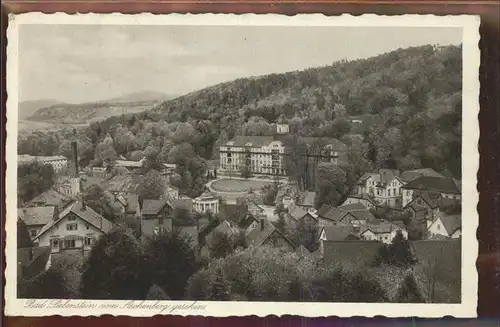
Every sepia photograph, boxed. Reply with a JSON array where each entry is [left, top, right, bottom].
[[5, 13, 479, 317]]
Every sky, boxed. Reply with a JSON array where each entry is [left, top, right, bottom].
[[19, 25, 462, 104]]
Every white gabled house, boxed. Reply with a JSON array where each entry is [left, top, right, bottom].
[[359, 221, 408, 244], [33, 200, 114, 253], [427, 213, 461, 239], [355, 169, 405, 207]]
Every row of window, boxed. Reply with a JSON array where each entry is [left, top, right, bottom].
[[50, 237, 95, 249]]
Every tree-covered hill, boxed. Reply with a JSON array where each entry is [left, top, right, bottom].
[[19, 43, 463, 200], [146, 44, 462, 177]]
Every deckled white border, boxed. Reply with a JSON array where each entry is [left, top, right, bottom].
[[5, 13, 480, 318]]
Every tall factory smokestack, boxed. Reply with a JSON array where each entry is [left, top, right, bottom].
[[71, 140, 79, 177]]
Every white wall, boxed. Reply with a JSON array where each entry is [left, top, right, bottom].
[[37, 213, 104, 253], [427, 217, 449, 238]]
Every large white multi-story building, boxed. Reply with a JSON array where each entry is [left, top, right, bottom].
[[218, 125, 347, 176], [18, 155, 68, 173], [219, 136, 287, 175]]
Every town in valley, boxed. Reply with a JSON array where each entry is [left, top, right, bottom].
[[16, 26, 463, 303]]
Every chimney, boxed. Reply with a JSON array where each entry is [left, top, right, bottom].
[[81, 194, 86, 211], [260, 218, 265, 231], [138, 195, 144, 211], [71, 141, 79, 177]]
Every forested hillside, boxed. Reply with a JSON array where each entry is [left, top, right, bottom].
[[18, 44, 462, 198], [27, 92, 177, 124]]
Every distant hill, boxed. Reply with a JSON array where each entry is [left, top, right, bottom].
[[105, 91, 176, 103], [26, 91, 177, 124], [18, 99, 63, 120]]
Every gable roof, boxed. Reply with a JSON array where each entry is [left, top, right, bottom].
[[237, 213, 259, 230], [287, 203, 309, 221], [400, 168, 445, 183], [317, 205, 347, 223], [357, 172, 379, 184], [296, 191, 316, 207], [142, 198, 171, 216], [379, 169, 400, 184], [27, 189, 72, 209], [361, 220, 406, 235], [33, 201, 114, 240], [435, 213, 462, 235], [344, 194, 376, 205], [245, 219, 295, 249], [339, 202, 367, 211], [322, 225, 359, 241], [348, 209, 378, 223], [18, 206, 55, 226], [402, 176, 461, 194]]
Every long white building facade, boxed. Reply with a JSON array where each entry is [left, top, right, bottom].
[[18, 155, 69, 173], [218, 125, 347, 176]]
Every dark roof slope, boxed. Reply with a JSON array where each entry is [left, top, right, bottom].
[[400, 168, 444, 182], [18, 206, 55, 226], [237, 213, 259, 230], [317, 205, 347, 223], [322, 241, 384, 270], [402, 176, 461, 194], [142, 198, 171, 216], [322, 226, 359, 241], [27, 189, 72, 209], [438, 214, 462, 235]]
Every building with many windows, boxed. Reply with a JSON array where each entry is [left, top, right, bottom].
[[18, 155, 69, 173], [218, 125, 347, 176]]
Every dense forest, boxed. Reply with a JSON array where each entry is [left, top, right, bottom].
[[18, 44, 462, 198]]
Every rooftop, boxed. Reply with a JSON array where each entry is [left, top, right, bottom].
[[34, 201, 114, 240], [322, 225, 359, 241], [322, 241, 384, 270], [402, 176, 461, 194], [436, 213, 462, 235], [18, 155, 68, 163], [400, 168, 445, 183], [142, 198, 171, 216], [18, 206, 56, 227], [27, 189, 72, 209], [296, 191, 316, 208]]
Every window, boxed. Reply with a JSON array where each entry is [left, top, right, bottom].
[[68, 215, 76, 221], [30, 230, 37, 237], [51, 239, 59, 248], [388, 189, 391, 196], [66, 223, 78, 231], [86, 223, 90, 230], [84, 237, 94, 246], [64, 240, 76, 248]]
